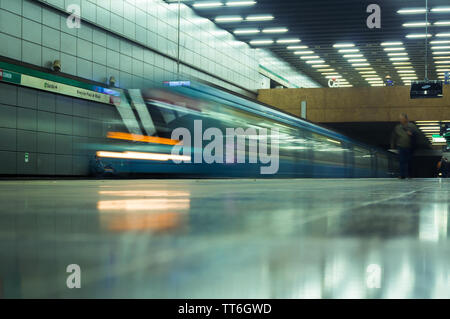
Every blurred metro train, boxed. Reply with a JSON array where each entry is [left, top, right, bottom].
[[88, 80, 399, 178]]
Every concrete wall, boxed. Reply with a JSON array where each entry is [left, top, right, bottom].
[[258, 85, 450, 123]]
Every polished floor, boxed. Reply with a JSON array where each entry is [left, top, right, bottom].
[[0, 178, 450, 298]]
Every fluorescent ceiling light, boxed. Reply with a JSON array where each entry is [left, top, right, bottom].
[[343, 54, 363, 58], [359, 71, 376, 74], [431, 7, 450, 13], [311, 64, 330, 68], [390, 57, 410, 61], [321, 72, 339, 75], [431, 40, 450, 44], [234, 29, 260, 34], [249, 39, 273, 45], [392, 62, 411, 65], [365, 78, 382, 81], [300, 56, 320, 59], [434, 56, 450, 59], [395, 66, 414, 69], [317, 69, 335, 72], [384, 47, 405, 51], [352, 63, 370, 66], [194, 2, 223, 8], [403, 22, 431, 27], [226, 1, 256, 6], [263, 28, 288, 33], [333, 43, 355, 48], [433, 51, 450, 54], [305, 60, 325, 64], [246, 15, 274, 21], [215, 16, 243, 22], [401, 77, 418, 80], [436, 33, 450, 38], [294, 51, 315, 55], [287, 45, 308, 50], [406, 33, 432, 38], [388, 52, 408, 56], [348, 59, 367, 62], [432, 46, 450, 49], [361, 74, 378, 77], [398, 70, 416, 73], [435, 21, 450, 26], [277, 39, 301, 43], [435, 60, 450, 64], [398, 8, 427, 14], [325, 75, 342, 79], [339, 49, 360, 53], [381, 42, 403, 46], [355, 67, 373, 70]]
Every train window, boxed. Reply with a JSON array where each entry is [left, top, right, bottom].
[[311, 133, 345, 166]]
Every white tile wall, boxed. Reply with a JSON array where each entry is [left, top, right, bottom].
[[0, 0, 319, 98]]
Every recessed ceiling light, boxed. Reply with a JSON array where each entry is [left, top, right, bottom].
[[194, 2, 223, 8], [436, 33, 450, 37], [359, 71, 376, 74], [234, 29, 260, 34], [392, 62, 411, 65], [321, 72, 339, 75], [406, 33, 432, 38], [397, 8, 427, 14], [436, 60, 450, 64], [246, 15, 274, 21], [305, 60, 325, 64], [355, 67, 374, 70], [437, 69, 450, 72], [352, 63, 370, 66], [263, 28, 288, 33], [249, 39, 273, 45], [395, 66, 414, 69], [401, 77, 418, 80], [348, 59, 367, 62], [361, 74, 378, 77], [215, 16, 243, 22], [398, 70, 416, 73], [325, 75, 342, 79], [317, 69, 335, 72], [311, 64, 330, 68], [384, 47, 405, 51], [434, 56, 450, 59], [339, 49, 360, 53], [294, 51, 315, 55], [226, 1, 257, 6], [287, 45, 308, 50], [365, 78, 382, 81], [381, 42, 404, 46], [277, 39, 301, 44], [403, 22, 431, 27], [390, 57, 410, 61]]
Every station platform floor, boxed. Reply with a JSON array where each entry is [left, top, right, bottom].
[[0, 178, 450, 298]]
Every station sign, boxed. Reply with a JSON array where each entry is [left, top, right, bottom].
[[0, 63, 119, 105]]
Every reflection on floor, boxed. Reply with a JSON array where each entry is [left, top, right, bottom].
[[0, 178, 450, 298]]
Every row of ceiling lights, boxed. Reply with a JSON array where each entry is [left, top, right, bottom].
[[416, 121, 450, 145]]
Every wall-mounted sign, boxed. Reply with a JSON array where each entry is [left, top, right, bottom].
[[0, 62, 119, 105]]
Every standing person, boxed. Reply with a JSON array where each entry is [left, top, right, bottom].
[[390, 114, 419, 179]]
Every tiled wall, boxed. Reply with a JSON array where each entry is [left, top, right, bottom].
[[0, 81, 124, 175], [0, 0, 318, 96]]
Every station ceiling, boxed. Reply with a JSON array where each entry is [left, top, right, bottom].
[[171, 0, 450, 88]]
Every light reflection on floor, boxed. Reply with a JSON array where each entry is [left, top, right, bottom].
[[0, 178, 450, 298]]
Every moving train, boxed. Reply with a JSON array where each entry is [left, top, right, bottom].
[[90, 80, 399, 178]]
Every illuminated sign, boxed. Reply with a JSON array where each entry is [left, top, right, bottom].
[[163, 81, 191, 87]]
